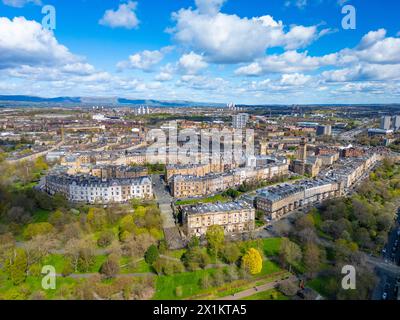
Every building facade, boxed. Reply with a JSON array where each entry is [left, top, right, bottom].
[[181, 201, 255, 237], [45, 173, 153, 204], [256, 179, 344, 220]]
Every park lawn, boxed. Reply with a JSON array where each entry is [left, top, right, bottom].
[[256, 259, 282, 277], [153, 268, 221, 300], [241, 288, 289, 300], [307, 276, 334, 298], [262, 238, 283, 257], [120, 258, 152, 274], [42, 254, 66, 273], [0, 271, 80, 300], [42, 254, 108, 274]]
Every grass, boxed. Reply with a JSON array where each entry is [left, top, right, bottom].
[[257, 259, 282, 277], [175, 194, 231, 206], [307, 276, 334, 298], [0, 270, 80, 300], [241, 288, 289, 300], [262, 238, 283, 257], [153, 268, 219, 300], [153, 256, 285, 300], [120, 258, 152, 274], [42, 254, 107, 274], [32, 209, 51, 223]]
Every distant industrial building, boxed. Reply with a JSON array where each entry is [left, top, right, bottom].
[[316, 125, 332, 136], [380, 116, 392, 130], [368, 128, 393, 137]]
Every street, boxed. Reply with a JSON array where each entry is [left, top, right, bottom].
[[371, 208, 400, 300]]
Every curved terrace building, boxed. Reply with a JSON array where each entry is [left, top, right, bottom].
[[45, 173, 152, 204]]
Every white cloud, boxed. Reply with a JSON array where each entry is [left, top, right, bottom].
[[155, 72, 173, 81], [323, 63, 400, 82], [178, 52, 208, 75], [195, 0, 227, 15], [0, 17, 77, 69], [2, 0, 41, 7], [235, 50, 337, 76], [168, 5, 321, 64], [280, 73, 311, 86], [117, 47, 172, 71], [99, 1, 140, 29]]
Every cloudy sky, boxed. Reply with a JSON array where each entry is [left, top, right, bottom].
[[0, 0, 399, 104]]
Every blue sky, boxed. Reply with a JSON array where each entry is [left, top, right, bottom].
[[0, 0, 399, 104]]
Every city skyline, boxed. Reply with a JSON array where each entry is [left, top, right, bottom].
[[0, 0, 400, 104]]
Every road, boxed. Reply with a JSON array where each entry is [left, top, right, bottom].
[[371, 210, 400, 300], [152, 174, 185, 249], [218, 275, 298, 300], [151, 174, 175, 229]]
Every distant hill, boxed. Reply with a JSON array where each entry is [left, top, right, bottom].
[[0, 95, 224, 107], [0, 95, 81, 103]]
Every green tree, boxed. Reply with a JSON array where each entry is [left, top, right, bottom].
[[5, 248, 28, 285], [23, 222, 54, 240], [303, 243, 321, 277], [221, 242, 241, 264], [144, 245, 159, 265], [206, 225, 224, 256], [279, 238, 302, 269]]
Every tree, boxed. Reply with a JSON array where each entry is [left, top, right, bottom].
[[120, 215, 135, 234], [23, 222, 54, 240], [144, 245, 159, 265], [206, 225, 224, 256], [86, 207, 107, 231], [97, 230, 114, 248], [5, 248, 28, 285], [241, 248, 263, 275], [6, 206, 30, 224], [199, 274, 212, 289], [181, 247, 210, 270], [303, 243, 321, 277], [221, 242, 241, 264], [279, 238, 302, 269], [188, 236, 200, 249], [100, 256, 120, 279], [278, 280, 299, 296], [62, 258, 74, 277]]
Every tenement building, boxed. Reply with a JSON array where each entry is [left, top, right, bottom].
[[170, 162, 289, 199], [181, 201, 255, 237], [45, 173, 153, 204], [256, 178, 344, 220], [165, 162, 223, 182]]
